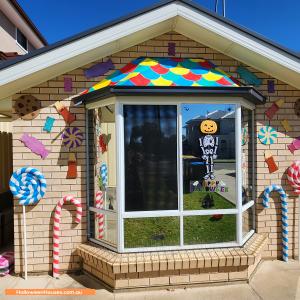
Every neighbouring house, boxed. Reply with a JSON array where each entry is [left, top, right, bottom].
[[0, 0, 300, 290]]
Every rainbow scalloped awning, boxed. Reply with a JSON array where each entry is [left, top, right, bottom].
[[82, 57, 240, 95]]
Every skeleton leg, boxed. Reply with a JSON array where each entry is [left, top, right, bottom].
[[209, 156, 215, 179]]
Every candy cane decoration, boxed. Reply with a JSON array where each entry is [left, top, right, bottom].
[[53, 195, 82, 278], [95, 191, 104, 239], [287, 161, 300, 262], [263, 184, 288, 262]]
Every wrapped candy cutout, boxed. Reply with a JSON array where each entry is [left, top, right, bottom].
[[20, 133, 50, 159], [265, 150, 278, 173], [66, 153, 77, 179], [258, 126, 277, 145], [54, 101, 76, 125], [62, 127, 84, 149], [168, 42, 176, 56], [84, 59, 114, 79], [64, 77, 73, 92], [265, 99, 284, 120], [43, 116, 55, 133], [288, 137, 300, 154], [267, 80, 275, 93], [236, 66, 262, 86]]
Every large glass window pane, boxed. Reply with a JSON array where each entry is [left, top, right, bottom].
[[89, 211, 117, 247], [241, 107, 254, 204], [124, 217, 180, 248], [182, 104, 236, 210], [184, 214, 236, 245], [124, 105, 178, 211]]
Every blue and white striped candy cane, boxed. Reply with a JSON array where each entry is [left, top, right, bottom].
[[263, 184, 288, 262], [9, 167, 47, 206], [100, 163, 108, 188]]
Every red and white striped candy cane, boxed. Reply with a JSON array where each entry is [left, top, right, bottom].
[[53, 195, 82, 278], [95, 191, 104, 239]]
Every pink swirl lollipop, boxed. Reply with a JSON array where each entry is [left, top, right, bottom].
[[62, 127, 84, 149]]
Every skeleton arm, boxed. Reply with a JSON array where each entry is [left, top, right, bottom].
[[213, 137, 219, 158], [199, 138, 206, 155]]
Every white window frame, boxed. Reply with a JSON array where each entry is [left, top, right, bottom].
[[87, 96, 256, 253], [15, 27, 28, 53]]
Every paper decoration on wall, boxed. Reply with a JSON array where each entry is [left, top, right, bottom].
[[100, 163, 108, 188], [264, 150, 278, 173], [267, 80, 275, 93], [0, 252, 14, 276], [54, 101, 76, 125], [241, 127, 248, 146], [236, 66, 262, 86], [199, 120, 218, 180], [9, 167, 47, 280], [20, 133, 50, 159], [99, 134, 111, 154], [95, 191, 104, 239], [43, 116, 55, 133], [14, 95, 41, 120], [81, 57, 240, 95], [62, 127, 84, 149], [287, 161, 300, 194], [288, 137, 300, 154], [53, 195, 82, 278], [66, 153, 77, 179], [64, 77, 73, 92], [262, 184, 288, 262], [258, 126, 277, 145], [168, 42, 176, 56], [84, 59, 114, 79], [294, 99, 300, 117], [265, 99, 284, 120], [281, 119, 292, 132]]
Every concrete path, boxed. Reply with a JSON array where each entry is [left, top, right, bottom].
[[0, 260, 300, 300]]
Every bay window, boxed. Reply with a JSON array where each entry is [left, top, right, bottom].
[[87, 98, 255, 252]]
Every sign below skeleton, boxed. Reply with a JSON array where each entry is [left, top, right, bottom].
[[199, 119, 219, 180]]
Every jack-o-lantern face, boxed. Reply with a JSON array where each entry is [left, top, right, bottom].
[[200, 119, 218, 134]]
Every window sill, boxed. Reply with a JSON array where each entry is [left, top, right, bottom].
[[77, 233, 268, 289]]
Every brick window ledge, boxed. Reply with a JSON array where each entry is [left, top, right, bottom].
[[77, 233, 268, 289]]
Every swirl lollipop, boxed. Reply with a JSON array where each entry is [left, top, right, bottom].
[[9, 167, 47, 280], [62, 127, 84, 149], [258, 126, 277, 145]]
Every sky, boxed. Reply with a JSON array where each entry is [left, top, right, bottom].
[[18, 0, 300, 53]]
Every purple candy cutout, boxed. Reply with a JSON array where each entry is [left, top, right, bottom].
[[20, 133, 50, 159], [267, 80, 275, 93], [84, 59, 115, 79], [62, 127, 84, 149], [168, 42, 176, 56], [64, 77, 73, 92]]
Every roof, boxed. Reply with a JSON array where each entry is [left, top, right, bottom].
[[0, 0, 299, 101], [0, 51, 19, 61], [9, 0, 48, 46], [82, 57, 240, 95]]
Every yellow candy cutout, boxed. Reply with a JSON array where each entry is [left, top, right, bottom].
[[151, 76, 173, 86], [140, 58, 158, 67], [190, 58, 205, 63], [202, 71, 223, 81], [92, 79, 111, 91], [170, 66, 190, 75]]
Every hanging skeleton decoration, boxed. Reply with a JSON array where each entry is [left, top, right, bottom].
[[199, 119, 219, 180]]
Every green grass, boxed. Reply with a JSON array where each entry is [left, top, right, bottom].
[[124, 192, 236, 248], [184, 191, 235, 210]]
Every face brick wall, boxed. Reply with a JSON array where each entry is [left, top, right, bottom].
[[12, 32, 300, 274]]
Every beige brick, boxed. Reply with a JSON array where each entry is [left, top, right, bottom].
[[190, 273, 210, 283]]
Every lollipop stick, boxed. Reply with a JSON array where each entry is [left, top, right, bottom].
[[22, 205, 28, 280], [298, 197, 300, 262]]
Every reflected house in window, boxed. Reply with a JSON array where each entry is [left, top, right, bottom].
[[184, 109, 235, 159]]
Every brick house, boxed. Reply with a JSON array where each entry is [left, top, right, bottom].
[[0, 0, 300, 290]]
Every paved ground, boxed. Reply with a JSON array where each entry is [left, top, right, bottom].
[[1, 260, 300, 299]]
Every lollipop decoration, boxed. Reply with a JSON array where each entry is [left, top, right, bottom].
[[262, 184, 288, 262], [287, 161, 300, 262], [9, 167, 47, 279], [62, 127, 84, 149], [100, 163, 108, 188], [95, 191, 104, 239], [53, 195, 82, 278], [258, 126, 278, 145]]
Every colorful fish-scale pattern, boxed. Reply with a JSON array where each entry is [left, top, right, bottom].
[[82, 57, 239, 94]]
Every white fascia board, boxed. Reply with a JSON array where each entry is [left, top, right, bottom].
[[175, 4, 300, 88], [0, 4, 177, 92]]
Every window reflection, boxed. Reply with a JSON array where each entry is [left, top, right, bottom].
[[124, 105, 178, 211], [182, 104, 236, 210]]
